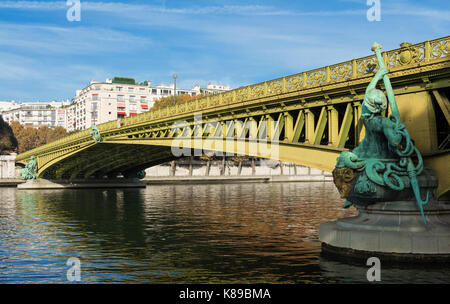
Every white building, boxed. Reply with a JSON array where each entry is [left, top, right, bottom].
[[67, 77, 154, 131], [1, 100, 69, 128], [0, 100, 20, 112], [67, 77, 231, 131], [198, 83, 231, 95]]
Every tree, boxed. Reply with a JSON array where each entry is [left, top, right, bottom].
[[10, 121, 67, 154], [0, 116, 18, 155], [151, 93, 205, 110]]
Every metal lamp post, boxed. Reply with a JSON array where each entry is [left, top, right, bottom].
[[173, 73, 178, 106]]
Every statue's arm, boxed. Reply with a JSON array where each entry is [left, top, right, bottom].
[[365, 65, 388, 95]]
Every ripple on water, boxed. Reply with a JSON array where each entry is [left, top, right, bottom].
[[0, 182, 448, 283]]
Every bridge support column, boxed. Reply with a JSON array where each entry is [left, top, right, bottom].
[[395, 91, 438, 152], [327, 106, 339, 146]]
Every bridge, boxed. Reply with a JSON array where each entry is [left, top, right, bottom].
[[16, 36, 450, 199]]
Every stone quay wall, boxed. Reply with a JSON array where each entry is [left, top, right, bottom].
[[0, 153, 17, 179], [145, 158, 332, 181]]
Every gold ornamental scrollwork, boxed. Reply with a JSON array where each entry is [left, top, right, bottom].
[[430, 38, 449, 59], [248, 84, 265, 99], [267, 79, 283, 95], [286, 74, 304, 91], [385, 42, 424, 68], [356, 56, 378, 75], [306, 68, 326, 86], [330, 62, 352, 82], [235, 87, 248, 102], [221, 91, 233, 104]]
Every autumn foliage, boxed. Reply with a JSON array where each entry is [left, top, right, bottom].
[[151, 93, 205, 110], [0, 116, 18, 155], [9, 121, 67, 154]]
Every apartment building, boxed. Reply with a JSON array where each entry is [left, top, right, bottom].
[[67, 77, 154, 131], [0, 100, 20, 112], [67, 77, 231, 131], [198, 83, 231, 95], [1, 100, 68, 128]]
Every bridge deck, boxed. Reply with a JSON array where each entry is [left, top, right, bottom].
[[16, 36, 450, 199]]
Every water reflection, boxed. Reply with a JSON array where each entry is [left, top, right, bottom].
[[0, 183, 448, 283]]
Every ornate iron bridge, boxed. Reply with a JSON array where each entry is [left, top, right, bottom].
[[16, 36, 450, 199]]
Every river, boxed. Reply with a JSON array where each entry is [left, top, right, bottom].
[[0, 182, 448, 283]]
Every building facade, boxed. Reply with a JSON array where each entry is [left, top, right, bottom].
[[197, 83, 231, 95], [0, 100, 20, 112], [1, 100, 68, 128], [67, 78, 154, 131], [67, 77, 231, 131]]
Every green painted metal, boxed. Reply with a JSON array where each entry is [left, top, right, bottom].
[[334, 42, 431, 225], [19, 155, 37, 180], [136, 170, 146, 179], [90, 125, 102, 143], [13, 36, 449, 199]]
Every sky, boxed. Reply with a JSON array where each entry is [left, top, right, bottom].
[[0, 0, 448, 101]]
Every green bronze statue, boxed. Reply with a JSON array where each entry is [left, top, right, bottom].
[[19, 155, 37, 180], [333, 42, 431, 224], [90, 125, 102, 143]]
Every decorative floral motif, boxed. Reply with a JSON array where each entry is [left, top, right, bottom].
[[330, 63, 352, 81], [286, 74, 304, 91], [248, 84, 265, 99], [430, 38, 449, 59], [267, 79, 283, 94], [306, 69, 326, 86]]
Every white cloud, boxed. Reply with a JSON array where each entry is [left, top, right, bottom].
[[1, 0, 448, 20], [0, 23, 152, 54], [0, 51, 110, 100]]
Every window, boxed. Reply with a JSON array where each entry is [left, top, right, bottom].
[[128, 87, 134, 92], [162, 90, 169, 95], [116, 87, 122, 92], [117, 95, 124, 102], [140, 97, 146, 103], [129, 95, 135, 102], [92, 94, 98, 101], [152, 89, 157, 94]]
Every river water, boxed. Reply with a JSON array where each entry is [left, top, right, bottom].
[[0, 182, 448, 283]]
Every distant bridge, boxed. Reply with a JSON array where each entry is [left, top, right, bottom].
[[16, 36, 450, 199]]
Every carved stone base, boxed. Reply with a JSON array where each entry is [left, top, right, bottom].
[[319, 199, 450, 262]]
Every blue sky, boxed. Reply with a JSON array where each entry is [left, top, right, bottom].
[[0, 0, 448, 101]]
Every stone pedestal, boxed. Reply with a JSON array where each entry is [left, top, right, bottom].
[[319, 199, 450, 262]]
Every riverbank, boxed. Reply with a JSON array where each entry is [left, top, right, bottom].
[[143, 174, 332, 184], [0, 179, 24, 187], [1, 174, 333, 188]]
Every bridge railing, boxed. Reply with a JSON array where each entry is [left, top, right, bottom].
[[16, 36, 449, 161], [115, 36, 448, 123]]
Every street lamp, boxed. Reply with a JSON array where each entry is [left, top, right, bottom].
[[173, 73, 178, 106]]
